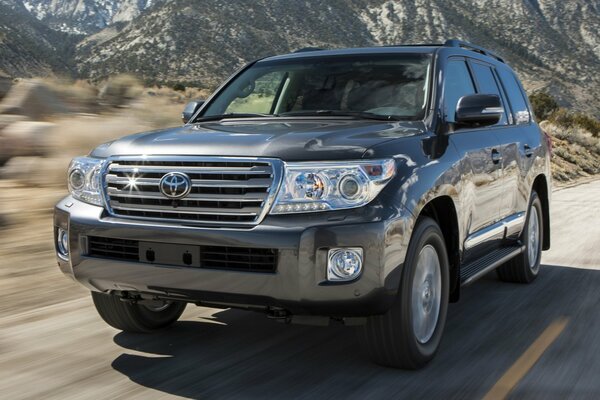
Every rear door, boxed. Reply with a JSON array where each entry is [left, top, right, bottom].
[[493, 67, 539, 229]]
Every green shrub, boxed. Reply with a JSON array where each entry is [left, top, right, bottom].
[[528, 91, 559, 121], [570, 113, 600, 137], [172, 83, 186, 92], [549, 109, 600, 137], [98, 74, 142, 107]]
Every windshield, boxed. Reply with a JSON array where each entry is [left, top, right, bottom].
[[200, 53, 432, 121]]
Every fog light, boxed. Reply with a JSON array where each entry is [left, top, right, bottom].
[[327, 248, 363, 282], [57, 228, 69, 260]]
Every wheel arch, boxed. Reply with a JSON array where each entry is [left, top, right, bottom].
[[532, 174, 551, 250], [417, 195, 461, 302]]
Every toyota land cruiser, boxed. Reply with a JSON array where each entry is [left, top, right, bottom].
[[54, 40, 551, 369]]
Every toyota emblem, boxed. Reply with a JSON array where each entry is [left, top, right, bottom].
[[159, 172, 192, 199]]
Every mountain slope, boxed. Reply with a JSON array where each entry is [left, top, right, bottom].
[[22, 0, 159, 34], [361, 0, 600, 114], [76, 0, 374, 87], [74, 0, 600, 116], [0, 0, 78, 77]]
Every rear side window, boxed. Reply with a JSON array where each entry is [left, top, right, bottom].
[[497, 69, 531, 124], [471, 62, 508, 125], [443, 60, 476, 123]]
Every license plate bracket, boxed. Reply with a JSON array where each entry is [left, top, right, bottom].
[[139, 242, 201, 267]]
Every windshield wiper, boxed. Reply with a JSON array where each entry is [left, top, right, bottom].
[[194, 113, 275, 122], [278, 110, 400, 121]]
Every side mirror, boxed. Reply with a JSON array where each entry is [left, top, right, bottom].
[[182, 100, 205, 124], [455, 94, 503, 126]]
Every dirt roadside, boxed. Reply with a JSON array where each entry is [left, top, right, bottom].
[[0, 181, 88, 318]]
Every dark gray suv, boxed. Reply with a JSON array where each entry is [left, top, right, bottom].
[[54, 40, 552, 369]]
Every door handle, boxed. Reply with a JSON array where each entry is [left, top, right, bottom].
[[524, 144, 534, 157], [491, 149, 502, 164]]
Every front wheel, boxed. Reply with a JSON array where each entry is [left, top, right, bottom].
[[91, 292, 186, 333], [359, 217, 449, 369]]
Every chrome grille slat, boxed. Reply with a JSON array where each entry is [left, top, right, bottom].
[[106, 188, 268, 201], [106, 176, 160, 185], [108, 165, 272, 174], [190, 179, 272, 188], [109, 202, 261, 216], [103, 156, 280, 225]]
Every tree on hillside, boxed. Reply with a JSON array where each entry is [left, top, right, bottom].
[[529, 91, 559, 121]]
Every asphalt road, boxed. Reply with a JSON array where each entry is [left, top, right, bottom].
[[1, 179, 599, 400]]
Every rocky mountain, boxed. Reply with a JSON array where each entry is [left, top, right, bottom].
[[1, 0, 599, 116], [22, 0, 159, 34], [76, 0, 375, 87], [361, 0, 600, 115], [0, 0, 78, 77], [73, 0, 600, 116]]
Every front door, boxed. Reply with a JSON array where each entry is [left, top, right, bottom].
[[442, 58, 504, 251]]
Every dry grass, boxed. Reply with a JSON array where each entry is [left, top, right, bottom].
[[542, 121, 600, 182], [0, 78, 205, 191], [39, 78, 99, 113]]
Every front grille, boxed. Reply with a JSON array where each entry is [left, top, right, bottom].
[[103, 156, 280, 225], [87, 236, 278, 273], [88, 236, 139, 261], [202, 246, 278, 272]]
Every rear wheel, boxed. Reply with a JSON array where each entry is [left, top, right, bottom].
[[497, 191, 543, 283], [359, 217, 449, 369], [91, 292, 186, 333]]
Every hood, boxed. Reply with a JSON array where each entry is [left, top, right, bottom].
[[90, 118, 425, 161]]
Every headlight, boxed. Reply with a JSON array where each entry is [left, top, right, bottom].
[[270, 159, 395, 214], [68, 156, 106, 206]]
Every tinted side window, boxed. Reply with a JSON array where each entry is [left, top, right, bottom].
[[471, 62, 508, 125], [497, 68, 531, 125], [443, 60, 476, 123]]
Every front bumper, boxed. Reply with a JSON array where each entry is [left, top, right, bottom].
[[54, 196, 411, 317]]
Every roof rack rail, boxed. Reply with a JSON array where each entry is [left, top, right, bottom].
[[444, 39, 505, 63], [293, 47, 325, 53]]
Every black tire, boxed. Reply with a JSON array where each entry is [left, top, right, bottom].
[[497, 191, 543, 284], [91, 292, 186, 333], [359, 217, 450, 369]]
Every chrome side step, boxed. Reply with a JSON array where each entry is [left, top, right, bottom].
[[464, 212, 526, 251], [460, 245, 525, 286]]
